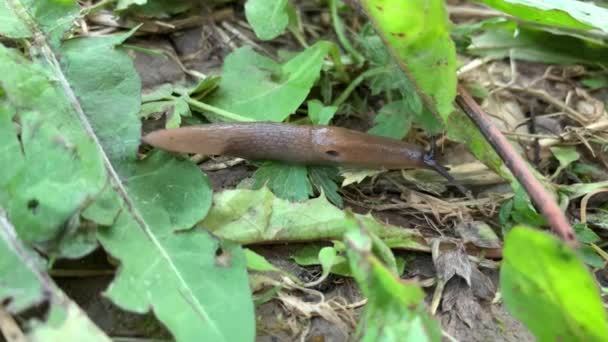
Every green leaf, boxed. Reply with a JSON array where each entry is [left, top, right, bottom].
[[468, 21, 608, 65], [0, 0, 79, 45], [1, 4, 254, 340], [511, 184, 547, 226], [207, 41, 332, 122], [246, 248, 280, 272], [573, 223, 600, 244], [245, 0, 289, 40], [345, 224, 441, 341], [368, 100, 413, 139], [308, 166, 343, 207], [550, 146, 580, 168], [478, 0, 608, 32], [501, 227, 608, 341], [581, 76, 608, 90], [253, 162, 313, 202], [307, 99, 337, 125], [0, 210, 110, 341], [0, 47, 107, 244], [360, 0, 457, 122]]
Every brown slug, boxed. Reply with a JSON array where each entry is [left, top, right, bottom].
[[142, 122, 464, 192], [142, 123, 429, 168]]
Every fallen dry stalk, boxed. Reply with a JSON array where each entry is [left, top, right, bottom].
[[456, 85, 577, 247]]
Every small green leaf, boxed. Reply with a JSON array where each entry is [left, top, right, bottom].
[[207, 42, 332, 122], [308, 166, 343, 207], [253, 162, 313, 202], [245, 249, 280, 272], [368, 100, 413, 139], [307, 100, 337, 125], [581, 76, 608, 90], [573, 223, 600, 244], [501, 227, 608, 341], [550, 146, 580, 168], [245, 0, 290, 40]]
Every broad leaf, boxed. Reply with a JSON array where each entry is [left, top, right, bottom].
[[207, 41, 332, 122], [501, 227, 608, 341], [1, 1, 254, 340], [0, 46, 107, 244], [360, 0, 457, 122]]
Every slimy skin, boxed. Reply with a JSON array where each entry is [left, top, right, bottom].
[[142, 123, 428, 169]]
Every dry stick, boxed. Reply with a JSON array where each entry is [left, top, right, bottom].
[[455, 85, 577, 247]]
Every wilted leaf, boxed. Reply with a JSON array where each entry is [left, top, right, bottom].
[[200, 187, 428, 252], [207, 42, 332, 122], [501, 227, 608, 341]]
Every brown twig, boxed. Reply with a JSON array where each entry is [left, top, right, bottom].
[[455, 85, 577, 247]]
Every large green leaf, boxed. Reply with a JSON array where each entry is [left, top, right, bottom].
[[501, 227, 608, 341], [478, 0, 608, 32], [0, 1, 254, 340], [245, 0, 290, 40], [0, 46, 107, 244], [360, 0, 457, 122], [207, 41, 332, 122], [0, 0, 78, 44]]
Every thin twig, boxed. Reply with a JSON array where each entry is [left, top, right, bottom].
[[455, 85, 577, 246]]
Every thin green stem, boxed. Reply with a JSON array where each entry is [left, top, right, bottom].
[[332, 67, 388, 107], [329, 0, 364, 65], [80, 0, 117, 16], [185, 97, 255, 122]]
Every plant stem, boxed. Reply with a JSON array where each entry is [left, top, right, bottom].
[[329, 0, 364, 65], [185, 97, 255, 122], [332, 67, 388, 107]]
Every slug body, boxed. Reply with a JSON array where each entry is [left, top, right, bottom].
[[142, 123, 429, 169]]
